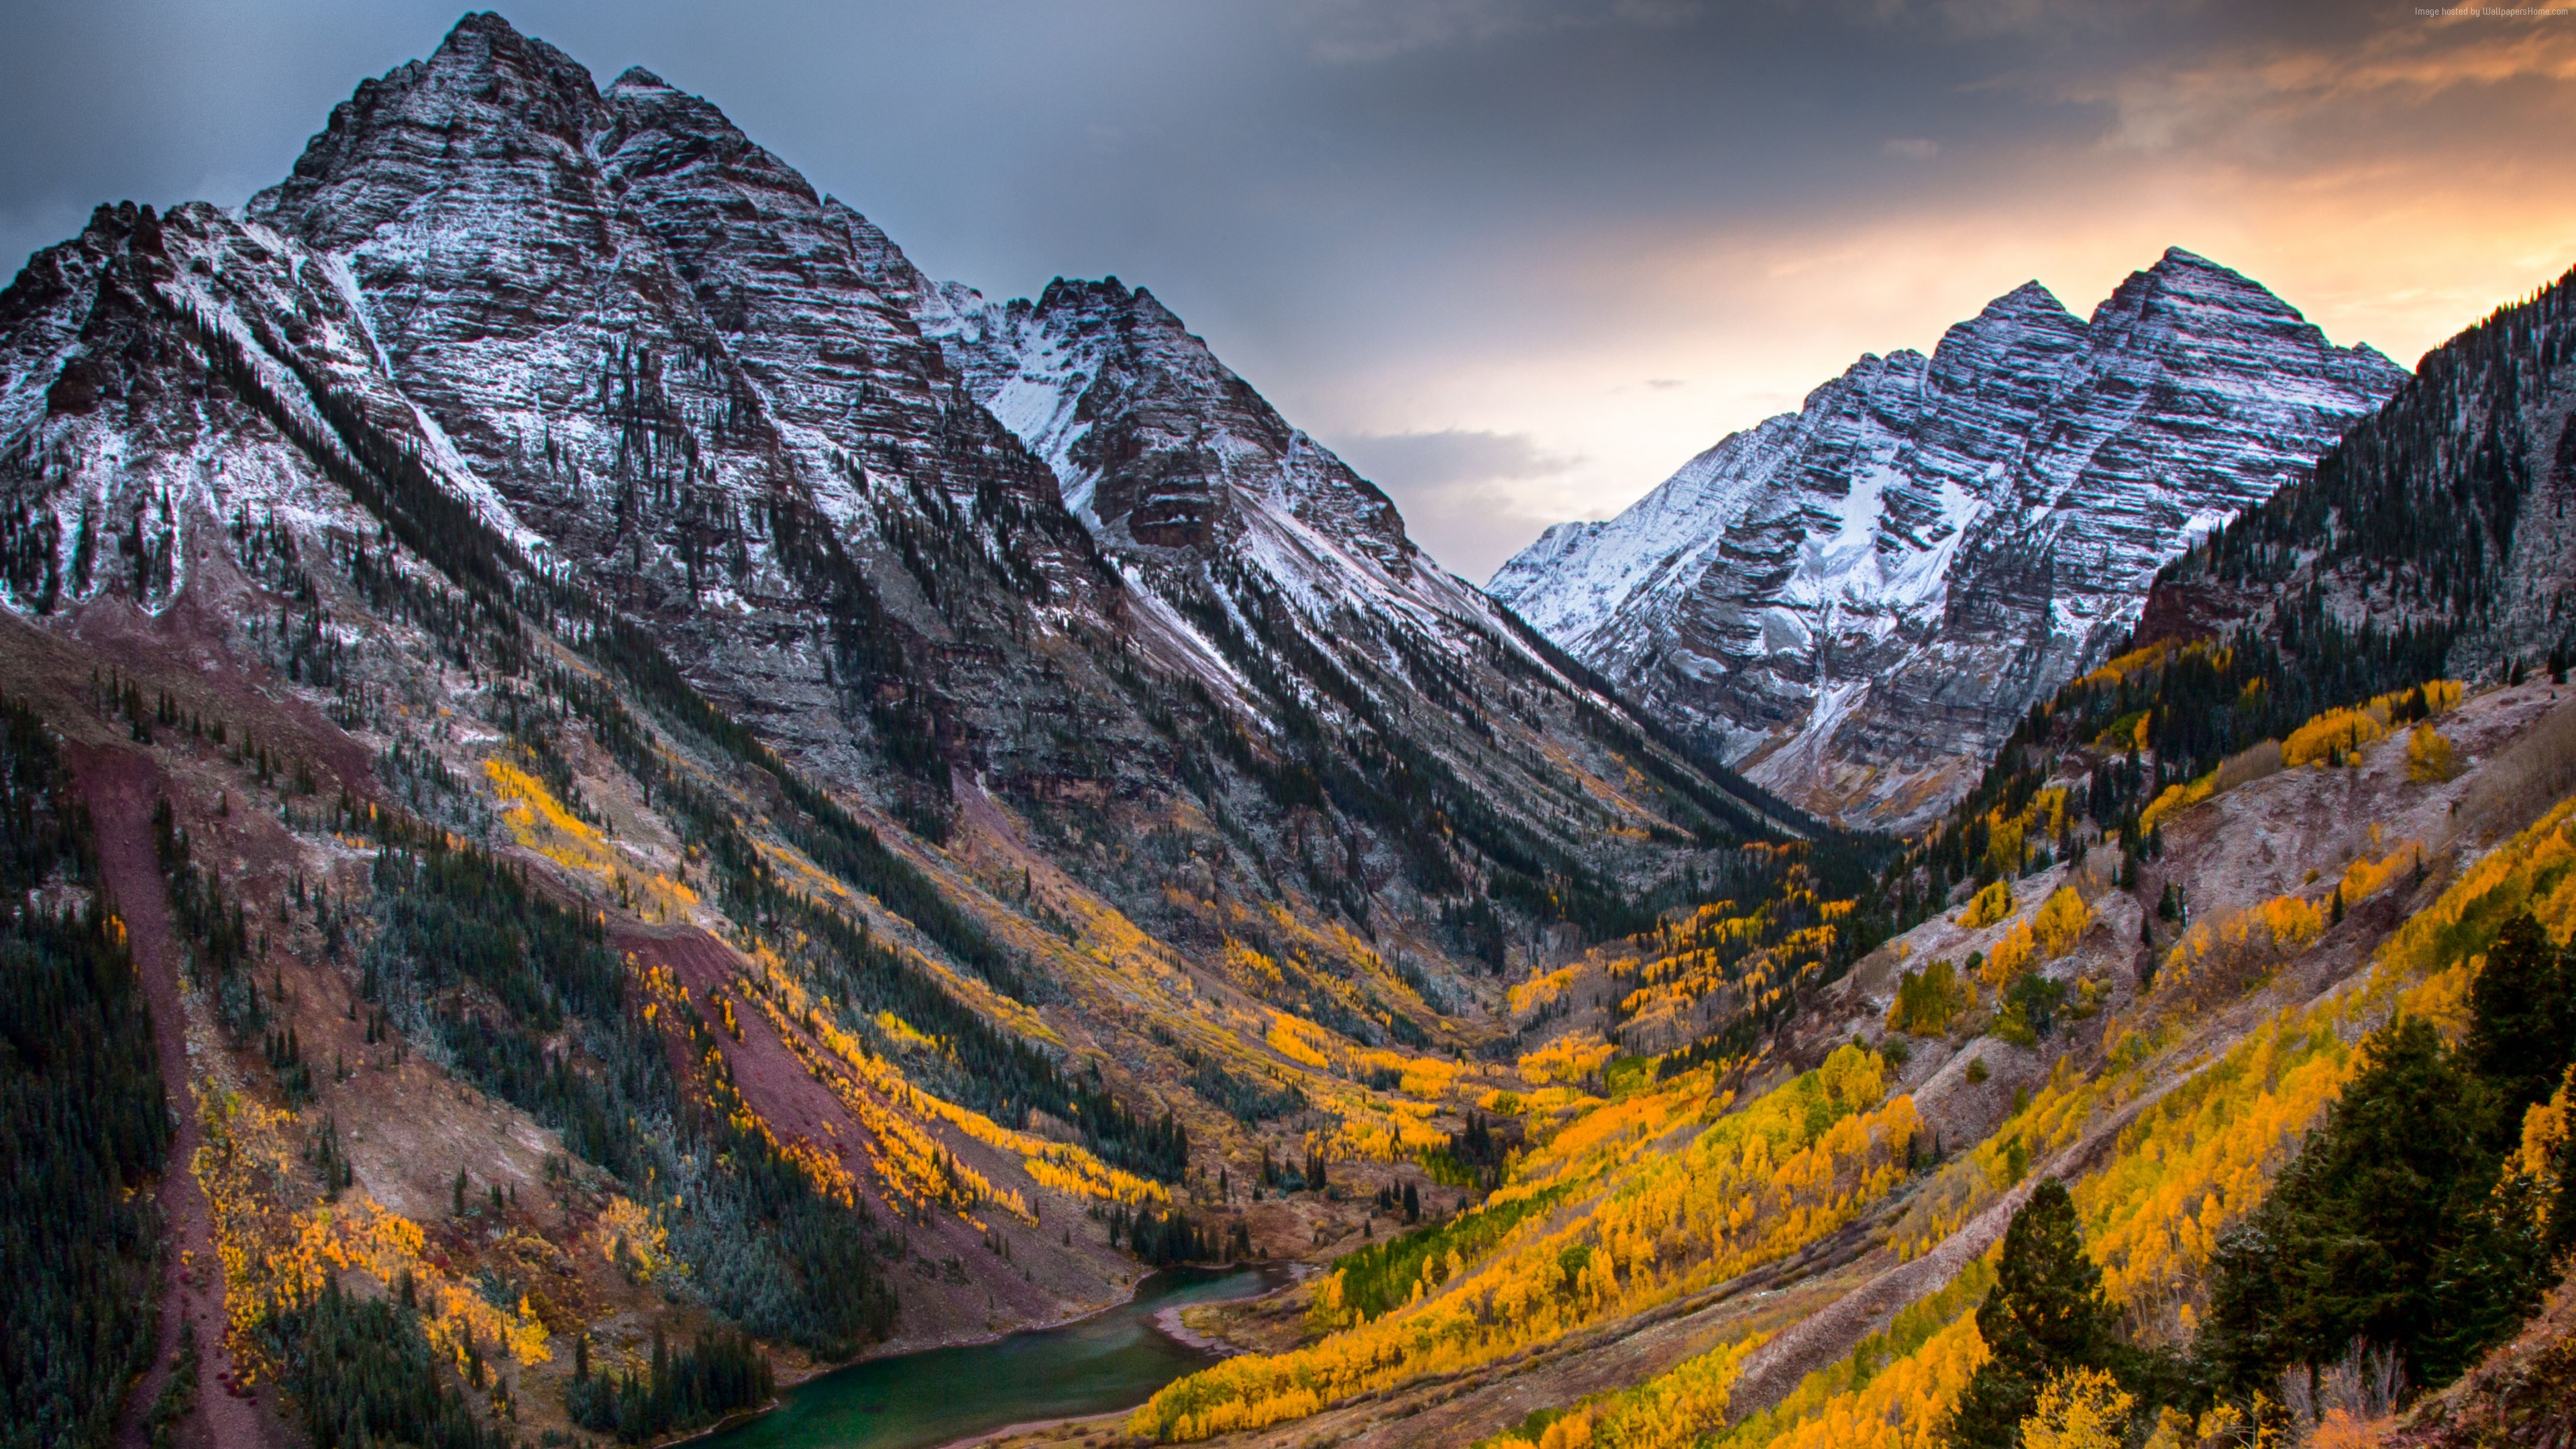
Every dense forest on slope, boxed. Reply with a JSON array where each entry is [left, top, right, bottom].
[[0, 692, 170, 1449]]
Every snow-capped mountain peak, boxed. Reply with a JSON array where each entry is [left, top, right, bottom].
[[1490, 250, 2408, 830]]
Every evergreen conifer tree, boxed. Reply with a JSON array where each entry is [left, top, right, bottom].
[[2201, 1014, 2548, 1391], [1944, 1179, 2125, 1448], [2465, 912, 2572, 1114]]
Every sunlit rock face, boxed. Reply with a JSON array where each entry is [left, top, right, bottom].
[[1491, 249, 2408, 830]]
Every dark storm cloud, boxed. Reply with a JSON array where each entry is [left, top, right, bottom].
[[2, 0, 2570, 578]]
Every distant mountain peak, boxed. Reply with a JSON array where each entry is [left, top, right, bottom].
[[1491, 248, 2408, 830]]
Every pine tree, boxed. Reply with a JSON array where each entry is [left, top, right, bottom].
[[2200, 1014, 2546, 1390], [2464, 912, 2573, 1114], [1943, 1179, 2125, 1448]]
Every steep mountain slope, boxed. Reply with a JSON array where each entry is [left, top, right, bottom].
[[1491, 252, 2406, 830], [0, 15, 1837, 1446], [908, 272, 1807, 886], [1082, 666, 2576, 1449], [1091, 280, 2576, 1440], [2141, 261, 2576, 680]]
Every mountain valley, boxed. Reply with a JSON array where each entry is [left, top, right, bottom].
[[6, 13, 2576, 1449]]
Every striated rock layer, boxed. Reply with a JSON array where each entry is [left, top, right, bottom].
[[0, 12, 1795, 1028], [2139, 261, 2576, 686], [1491, 251, 2407, 830]]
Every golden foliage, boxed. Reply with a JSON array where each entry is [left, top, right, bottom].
[[1133, 1048, 1920, 1441], [2156, 896, 2324, 1006], [1958, 879, 2015, 930], [2283, 682, 2459, 770], [1267, 1012, 1334, 1069], [195, 1087, 551, 1383], [2339, 841, 2421, 909], [2019, 1367, 2135, 1449], [1519, 1033, 1618, 1087], [1491, 1335, 1765, 1449], [2139, 773, 2216, 836], [1984, 888, 2094, 988], [2074, 1016, 2355, 1324], [1510, 964, 1585, 1018], [2407, 723, 2461, 784], [743, 973, 1059, 1220], [2284, 707, 2389, 768], [485, 758, 695, 920], [315, 1196, 551, 1371], [2513, 1074, 2573, 1237], [873, 1010, 936, 1053], [2378, 797, 2576, 976], [1715, 1256, 1994, 1449], [2079, 642, 2182, 691]]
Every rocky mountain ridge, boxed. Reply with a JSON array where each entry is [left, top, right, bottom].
[[2138, 260, 2576, 679], [0, 18, 1825, 1438], [1490, 250, 2408, 830]]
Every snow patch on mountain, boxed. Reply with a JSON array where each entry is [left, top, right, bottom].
[[1491, 249, 2410, 830]]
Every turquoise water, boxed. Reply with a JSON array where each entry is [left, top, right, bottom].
[[704, 1265, 1279, 1449]]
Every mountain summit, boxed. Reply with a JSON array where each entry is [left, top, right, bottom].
[[1490, 248, 2407, 829]]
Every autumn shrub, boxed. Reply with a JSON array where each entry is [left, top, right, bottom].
[[2155, 896, 2325, 1009], [2016, 1366, 2134, 1449], [2339, 841, 2420, 910], [2284, 706, 2390, 767], [1519, 1033, 1618, 1087], [1889, 959, 1976, 1038], [2408, 723, 2461, 783], [1984, 889, 2093, 988], [2138, 774, 2216, 835], [2211, 741, 2283, 794], [1960, 880, 2015, 930]]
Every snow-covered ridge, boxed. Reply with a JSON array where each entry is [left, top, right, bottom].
[[910, 270, 1582, 714], [1490, 250, 2410, 830]]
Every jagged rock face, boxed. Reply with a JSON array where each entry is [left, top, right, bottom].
[[1491, 250, 2408, 830], [223, 13, 1130, 792], [0, 11, 1792, 1014], [912, 269, 1801, 873], [922, 277, 1412, 567], [2141, 262, 2576, 682]]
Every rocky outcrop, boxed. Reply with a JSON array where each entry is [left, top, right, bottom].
[[1491, 250, 2408, 830]]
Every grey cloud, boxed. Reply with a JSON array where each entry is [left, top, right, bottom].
[[1330, 429, 1583, 580], [1332, 428, 1580, 488], [1291, 0, 1702, 63]]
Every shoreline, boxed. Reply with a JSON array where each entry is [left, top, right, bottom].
[[700, 1260, 1292, 1447]]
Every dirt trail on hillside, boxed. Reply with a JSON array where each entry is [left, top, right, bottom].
[[83, 743, 288, 1449]]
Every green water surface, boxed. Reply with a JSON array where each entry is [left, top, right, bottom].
[[706, 1265, 1281, 1449]]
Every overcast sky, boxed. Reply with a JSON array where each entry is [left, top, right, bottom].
[[4, 1, 2572, 581]]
